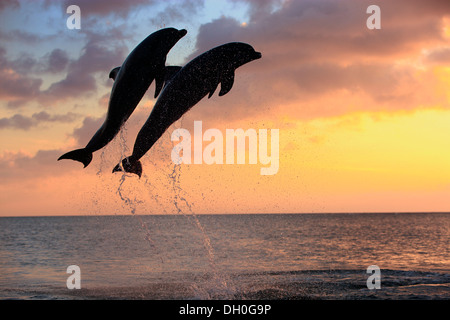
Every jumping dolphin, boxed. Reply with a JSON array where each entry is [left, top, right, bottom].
[[112, 42, 262, 177], [58, 28, 187, 168]]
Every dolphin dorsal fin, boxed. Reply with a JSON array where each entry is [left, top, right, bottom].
[[219, 70, 235, 96], [109, 66, 121, 80]]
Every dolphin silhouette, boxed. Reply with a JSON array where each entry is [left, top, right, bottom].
[[58, 28, 187, 168], [112, 42, 262, 177]]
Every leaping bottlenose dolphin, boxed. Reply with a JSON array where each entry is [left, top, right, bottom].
[[112, 42, 262, 177], [58, 28, 187, 168]]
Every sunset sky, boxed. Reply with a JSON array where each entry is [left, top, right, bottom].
[[1, 0, 450, 216]]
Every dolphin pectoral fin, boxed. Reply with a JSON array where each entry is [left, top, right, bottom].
[[208, 82, 219, 99], [219, 71, 235, 96], [109, 67, 121, 81]]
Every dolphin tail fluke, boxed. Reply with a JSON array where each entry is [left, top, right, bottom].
[[58, 149, 93, 168], [112, 157, 142, 178]]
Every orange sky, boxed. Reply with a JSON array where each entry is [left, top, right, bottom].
[[1, 0, 450, 216]]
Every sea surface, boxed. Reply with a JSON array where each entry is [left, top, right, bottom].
[[0, 213, 449, 300]]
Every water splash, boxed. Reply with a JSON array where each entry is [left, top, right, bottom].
[[96, 123, 129, 177], [166, 162, 234, 298], [164, 119, 232, 297], [90, 124, 164, 259], [116, 174, 160, 254], [98, 120, 234, 298]]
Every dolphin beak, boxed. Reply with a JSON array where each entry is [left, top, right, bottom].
[[178, 29, 187, 38], [253, 51, 262, 60]]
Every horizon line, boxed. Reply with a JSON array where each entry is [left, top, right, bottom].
[[1, 211, 449, 218]]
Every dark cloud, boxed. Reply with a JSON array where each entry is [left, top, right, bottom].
[[72, 116, 104, 145], [45, 49, 70, 73], [7, 52, 37, 75], [1, 47, 69, 76], [0, 20, 127, 106], [0, 0, 19, 11], [56, 0, 154, 18], [55, 0, 205, 23], [0, 0, 201, 107], [0, 46, 73, 107], [0, 149, 75, 182], [190, 17, 242, 56], [0, 114, 33, 130], [0, 41, 122, 107], [0, 47, 43, 107], [0, 111, 80, 130], [44, 40, 126, 100], [0, 29, 57, 44]]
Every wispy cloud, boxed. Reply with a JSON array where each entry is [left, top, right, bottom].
[[0, 111, 80, 130]]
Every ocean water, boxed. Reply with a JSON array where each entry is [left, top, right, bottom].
[[0, 213, 449, 300]]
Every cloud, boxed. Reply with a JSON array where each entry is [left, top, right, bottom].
[[0, 111, 80, 130], [1, 48, 69, 76], [0, 115, 120, 182], [0, 21, 127, 106], [44, 49, 70, 73], [0, 0, 19, 11], [0, 47, 43, 107], [43, 39, 126, 101], [0, 149, 72, 182], [51, 0, 206, 23], [193, 0, 450, 62], [185, 0, 450, 122], [0, 0, 204, 108], [425, 47, 450, 65], [0, 46, 70, 107], [231, 0, 285, 21], [149, 0, 205, 25], [0, 46, 73, 107], [71, 116, 104, 145], [0, 28, 61, 47], [7, 53, 37, 74], [57, 0, 154, 18], [0, 114, 32, 130]]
